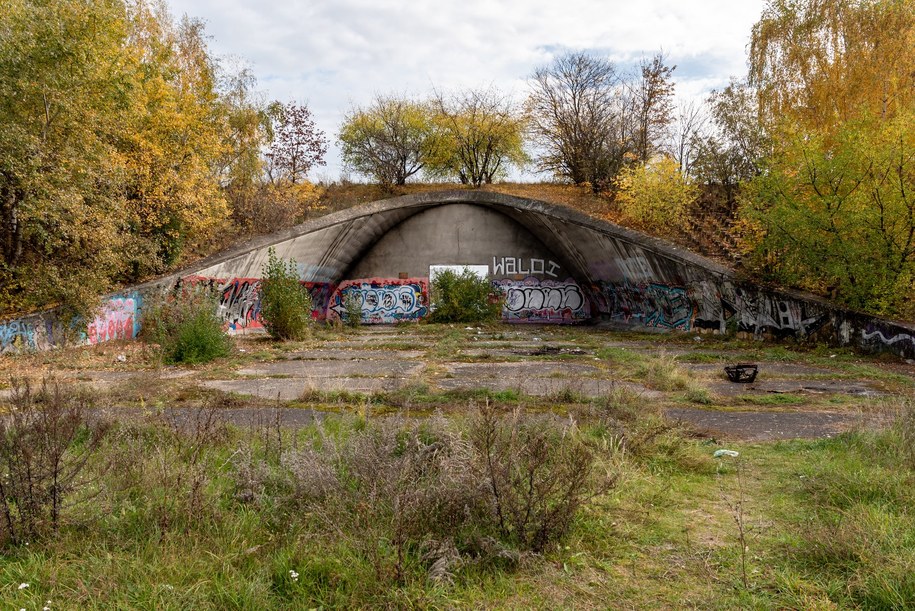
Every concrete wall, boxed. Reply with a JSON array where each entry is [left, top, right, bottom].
[[0, 292, 142, 354], [348, 203, 563, 279], [3, 190, 914, 357]]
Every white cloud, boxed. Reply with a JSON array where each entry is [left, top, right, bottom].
[[167, 0, 765, 179]]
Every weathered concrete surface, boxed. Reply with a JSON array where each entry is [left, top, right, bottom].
[[237, 358, 423, 378], [4, 190, 914, 356], [434, 360, 634, 397], [174, 190, 915, 356], [667, 408, 854, 441], [201, 377, 395, 399]]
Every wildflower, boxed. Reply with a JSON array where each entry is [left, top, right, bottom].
[[18, 583, 29, 589], [289, 569, 299, 582]]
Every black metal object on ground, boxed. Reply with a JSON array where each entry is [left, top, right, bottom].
[[725, 363, 759, 383]]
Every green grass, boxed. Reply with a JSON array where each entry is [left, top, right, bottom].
[[3, 324, 915, 607], [0, 394, 913, 608], [736, 393, 808, 406]]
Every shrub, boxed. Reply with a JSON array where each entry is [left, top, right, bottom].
[[342, 291, 362, 327], [142, 286, 231, 364], [259, 248, 312, 340], [430, 268, 501, 323], [231, 409, 607, 583], [470, 403, 609, 552], [0, 378, 107, 546]]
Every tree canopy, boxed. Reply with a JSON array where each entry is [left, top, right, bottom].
[[338, 95, 435, 188], [427, 88, 527, 186], [0, 0, 323, 317], [740, 0, 915, 317]]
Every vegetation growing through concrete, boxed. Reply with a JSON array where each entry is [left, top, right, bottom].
[[430, 268, 502, 324], [258, 249, 313, 340], [141, 287, 231, 365], [0, 323, 912, 607]]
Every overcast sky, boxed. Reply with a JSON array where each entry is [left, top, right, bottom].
[[166, 0, 766, 180]]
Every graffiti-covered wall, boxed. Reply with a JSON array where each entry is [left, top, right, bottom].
[[327, 278, 428, 324], [0, 292, 142, 354], [494, 277, 589, 323], [3, 191, 914, 357]]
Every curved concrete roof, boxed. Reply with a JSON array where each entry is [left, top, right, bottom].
[[155, 189, 735, 289]]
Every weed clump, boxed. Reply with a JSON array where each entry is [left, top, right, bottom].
[[142, 286, 231, 364], [342, 291, 362, 327], [0, 378, 107, 547], [470, 403, 611, 552], [430, 268, 501, 323], [259, 247, 313, 340], [232, 407, 609, 584]]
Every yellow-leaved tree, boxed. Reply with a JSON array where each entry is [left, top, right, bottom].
[[119, 1, 230, 277], [0, 0, 245, 316], [427, 88, 528, 186], [740, 0, 915, 317], [614, 156, 698, 233]]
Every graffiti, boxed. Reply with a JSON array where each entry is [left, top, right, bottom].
[[86, 295, 141, 345], [596, 280, 694, 330], [181, 276, 334, 329], [328, 278, 428, 324], [0, 319, 36, 353], [2, 293, 141, 353], [493, 277, 589, 323], [689, 280, 726, 331], [862, 326, 915, 348], [492, 257, 560, 278], [722, 285, 828, 338], [217, 278, 262, 332], [303, 282, 335, 320]]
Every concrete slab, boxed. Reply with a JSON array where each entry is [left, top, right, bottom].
[[283, 349, 425, 360], [441, 360, 602, 380], [667, 407, 853, 441], [200, 377, 395, 400], [708, 378, 881, 397], [237, 359, 424, 378], [435, 375, 657, 398], [683, 362, 837, 376]]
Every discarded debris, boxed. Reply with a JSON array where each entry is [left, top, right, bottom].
[[713, 449, 740, 458], [725, 363, 758, 383]]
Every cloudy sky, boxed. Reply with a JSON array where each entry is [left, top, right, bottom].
[[166, 0, 766, 180]]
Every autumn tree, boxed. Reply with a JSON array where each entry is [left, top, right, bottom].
[[629, 53, 677, 163], [749, 0, 915, 132], [691, 80, 769, 206], [742, 111, 915, 316], [338, 95, 435, 188], [526, 52, 625, 188], [739, 0, 915, 316], [266, 101, 327, 185], [615, 156, 698, 233], [119, 2, 231, 274], [0, 0, 131, 315], [218, 63, 276, 228], [0, 0, 256, 315], [665, 100, 709, 177], [427, 88, 527, 186]]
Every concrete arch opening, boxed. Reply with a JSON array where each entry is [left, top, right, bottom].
[[157, 189, 913, 359]]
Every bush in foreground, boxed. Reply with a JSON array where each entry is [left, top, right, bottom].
[[0, 378, 106, 547], [259, 248, 312, 340], [142, 286, 231, 364]]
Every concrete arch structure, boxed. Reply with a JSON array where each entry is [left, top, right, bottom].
[[3, 190, 915, 357]]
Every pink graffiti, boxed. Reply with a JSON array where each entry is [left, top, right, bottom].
[[87, 297, 138, 345]]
